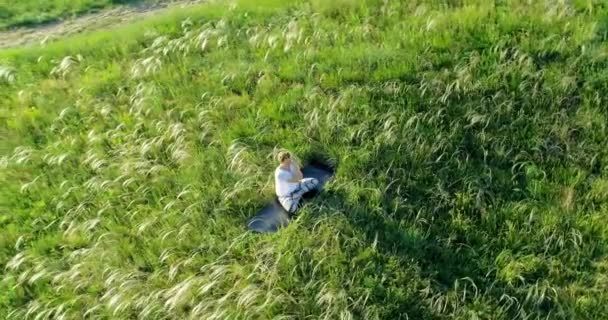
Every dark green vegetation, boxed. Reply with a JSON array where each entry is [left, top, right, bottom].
[[1, 0, 608, 319], [0, 0, 161, 29]]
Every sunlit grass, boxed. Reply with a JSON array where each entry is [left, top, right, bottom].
[[0, 0, 163, 29], [1, 0, 608, 319]]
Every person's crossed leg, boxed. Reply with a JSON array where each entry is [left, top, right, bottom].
[[278, 177, 319, 213]]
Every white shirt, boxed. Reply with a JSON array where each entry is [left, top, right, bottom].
[[275, 163, 298, 197]]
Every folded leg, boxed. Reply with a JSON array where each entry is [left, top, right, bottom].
[[278, 178, 319, 213]]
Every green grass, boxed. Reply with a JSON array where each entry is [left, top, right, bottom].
[[1, 0, 608, 319], [0, 0, 161, 29]]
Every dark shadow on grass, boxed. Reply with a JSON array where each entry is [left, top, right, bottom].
[[310, 188, 440, 319], [322, 139, 536, 318]]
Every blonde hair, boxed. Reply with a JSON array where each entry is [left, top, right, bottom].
[[277, 151, 291, 163]]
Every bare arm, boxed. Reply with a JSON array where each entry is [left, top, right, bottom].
[[289, 162, 303, 182], [294, 169, 303, 181]]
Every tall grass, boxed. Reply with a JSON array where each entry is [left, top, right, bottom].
[[1, 0, 608, 319]]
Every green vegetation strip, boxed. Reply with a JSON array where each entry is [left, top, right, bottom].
[[0, 0, 162, 30], [1, 0, 608, 319]]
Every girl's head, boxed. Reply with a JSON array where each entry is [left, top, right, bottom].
[[277, 151, 291, 165]]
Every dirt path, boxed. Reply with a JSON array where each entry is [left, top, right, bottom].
[[0, 1, 202, 50]]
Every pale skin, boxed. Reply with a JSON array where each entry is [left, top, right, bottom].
[[279, 156, 303, 182]]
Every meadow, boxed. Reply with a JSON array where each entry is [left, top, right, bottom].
[[1, 0, 608, 319], [0, 0, 161, 29]]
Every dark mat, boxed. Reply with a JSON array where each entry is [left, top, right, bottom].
[[247, 162, 335, 233]]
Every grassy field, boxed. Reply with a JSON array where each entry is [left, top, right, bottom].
[[1, 0, 608, 319], [0, 0, 162, 29]]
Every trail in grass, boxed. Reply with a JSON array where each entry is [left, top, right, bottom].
[[0, 0, 201, 49]]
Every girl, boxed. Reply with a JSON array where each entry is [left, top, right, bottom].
[[274, 151, 319, 213]]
